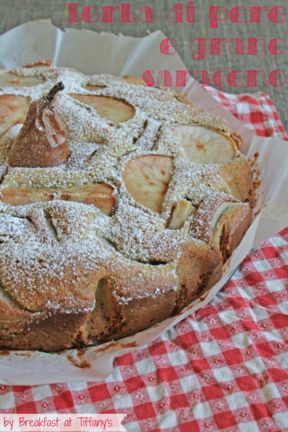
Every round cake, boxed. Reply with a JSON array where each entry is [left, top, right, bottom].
[[0, 61, 255, 351]]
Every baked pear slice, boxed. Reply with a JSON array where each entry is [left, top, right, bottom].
[[70, 94, 135, 124], [84, 84, 106, 91], [0, 71, 44, 87], [191, 194, 252, 261], [123, 155, 173, 213], [0, 183, 117, 216], [122, 75, 147, 85], [0, 95, 30, 137], [167, 199, 196, 229], [23, 59, 52, 68], [172, 125, 237, 164]]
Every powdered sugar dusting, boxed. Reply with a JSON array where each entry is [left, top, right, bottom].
[[0, 65, 252, 346]]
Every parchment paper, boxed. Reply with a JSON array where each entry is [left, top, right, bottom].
[[0, 20, 287, 385]]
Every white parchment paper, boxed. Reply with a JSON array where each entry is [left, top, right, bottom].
[[0, 20, 287, 385]]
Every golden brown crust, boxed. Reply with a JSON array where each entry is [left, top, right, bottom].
[[174, 241, 222, 312], [23, 59, 52, 68], [173, 92, 196, 108], [217, 204, 252, 261], [0, 64, 255, 351], [219, 157, 255, 206], [191, 195, 252, 261], [0, 312, 90, 351]]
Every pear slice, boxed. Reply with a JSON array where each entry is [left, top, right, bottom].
[[23, 59, 52, 68], [167, 199, 196, 229], [84, 83, 106, 91], [0, 71, 43, 87], [0, 183, 117, 216], [172, 125, 237, 164], [0, 95, 30, 137], [122, 75, 146, 85], [70, 94, 135, 124], [123, 155, 173, 213]]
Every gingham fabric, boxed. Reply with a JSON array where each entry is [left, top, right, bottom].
[[1, 87, 288, 432]]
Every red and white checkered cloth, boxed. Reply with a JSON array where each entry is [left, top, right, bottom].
[[1, 88, 288, 432]]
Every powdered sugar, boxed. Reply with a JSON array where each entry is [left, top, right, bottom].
[[0, 65, 251, 340]]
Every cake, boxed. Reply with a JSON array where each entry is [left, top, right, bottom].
[[0, 61, 255, 351]]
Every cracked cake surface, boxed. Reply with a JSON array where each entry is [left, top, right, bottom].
[[0, 63, 255, 351]]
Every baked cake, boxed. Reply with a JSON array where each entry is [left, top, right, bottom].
[[0, 61, 255, 351]]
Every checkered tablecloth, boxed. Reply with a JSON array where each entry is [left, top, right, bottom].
[[0, 87, 288, 432]]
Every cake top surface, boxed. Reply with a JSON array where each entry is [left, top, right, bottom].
[[0, 64, 252, 315]]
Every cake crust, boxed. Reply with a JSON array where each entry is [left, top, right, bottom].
[[0, 66, 255, 351]]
